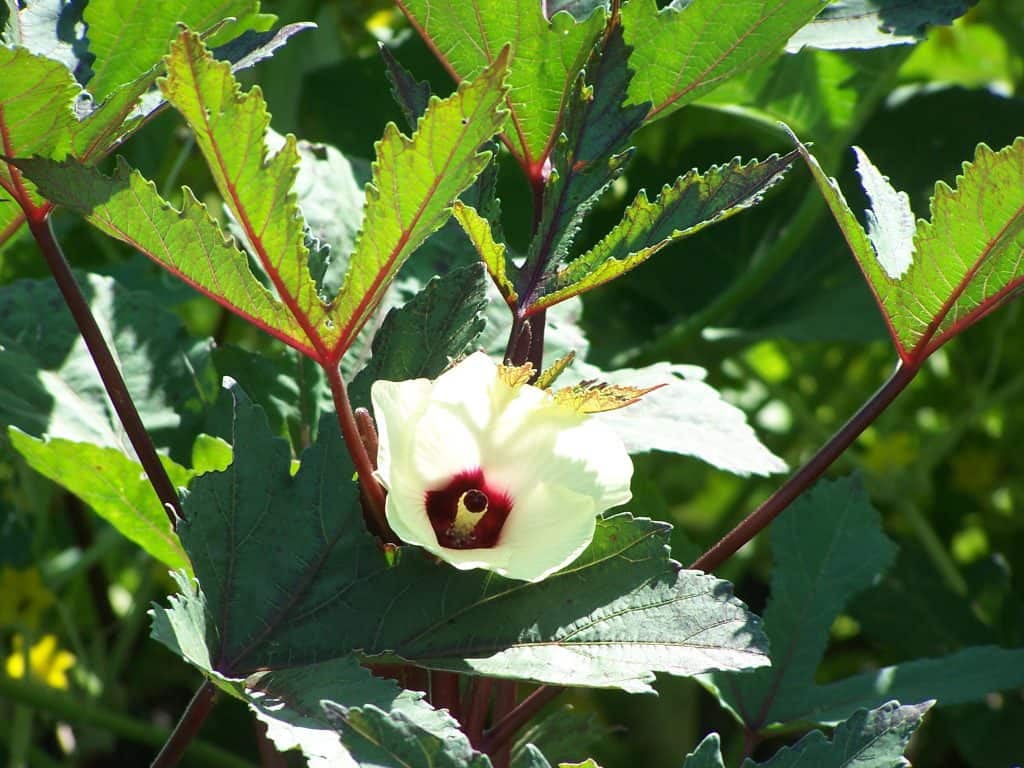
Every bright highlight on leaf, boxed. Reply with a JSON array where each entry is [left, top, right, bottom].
[[789, 127, 1024, 362], [396, 0, 606, 168], [553, 379, 662, 414], [372, 352, 633, 581]]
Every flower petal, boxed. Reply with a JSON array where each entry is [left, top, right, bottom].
[[372, 377, 433, 488]]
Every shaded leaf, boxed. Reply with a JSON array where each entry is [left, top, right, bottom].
[[380, 44, 432, 132], [747, 701, 933, 768], [0, 273, 214, 457], [325, 702, 491, 768], [791, 132, 1024, 361], [151, 387, 768, 694], [8, 430, 191, 573], [682, 734, 725, 768], [709, 476, 897, 730], [349, 263, 489, 410], [395, 0, 605, 166], [794, 646, 1024, 726], [247, 656, 459, 768], [622, 0, 828, 124], [512, 705, 612, 768], [787, 0, 978, 52], [527, 153, 796, 311], [515, 745, 554, 768]]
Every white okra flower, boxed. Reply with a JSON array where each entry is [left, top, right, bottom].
[[372, 352, 634, 582]]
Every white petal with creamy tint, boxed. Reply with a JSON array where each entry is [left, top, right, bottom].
[[371, 352, 635, 582]]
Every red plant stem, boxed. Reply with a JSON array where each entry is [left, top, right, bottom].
[[689, 361, 919, 573], [429, 671, 463, 722], [151, 679, 217, 768], [481, 685, 562, 758], [488, 681, 518, 768], [25, 214, 181, 525], [324, 363, 392, 542], [464, 677, 494, 748], [354, 408, 380, 470]]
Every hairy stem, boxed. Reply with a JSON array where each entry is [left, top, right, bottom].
[[25, 214, 181, 525], [690, 361, 919, 573], [324, 363, 392, 541], [481, 685, 563, 758], [151, 680, 219, 768]]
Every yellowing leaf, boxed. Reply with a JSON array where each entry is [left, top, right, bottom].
[[452, 201, 517, 305], [553, 380, 663, 414]]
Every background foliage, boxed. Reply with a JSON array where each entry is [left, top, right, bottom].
[[1, 0, 1023, 766]]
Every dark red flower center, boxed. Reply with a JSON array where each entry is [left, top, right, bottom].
[[424, 468, 512, 549]]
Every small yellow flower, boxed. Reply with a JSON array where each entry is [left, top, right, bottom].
[[373, 352, 633, 582], [0, 567, 55, 629], [6, 634, 76, 690]]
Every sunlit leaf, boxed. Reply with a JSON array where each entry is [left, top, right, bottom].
[[8, 430, 191, 573], [395, 0, 605, 167], [622, 0, 828, 123], [791, 131, 1024, 361]]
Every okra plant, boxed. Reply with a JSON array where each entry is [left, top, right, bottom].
[[1, 1, 1022, 766]]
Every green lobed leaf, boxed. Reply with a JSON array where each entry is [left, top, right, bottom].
[[325, 702, 491, 768], [622, 0, 829, 124], [452, 202, 517, 306], [329, 49, 510, 360], [746, 701, 933, 768], [527, 152, 796, 312], [395, 0, 605, 167], [84, 0, 268, 102], [0, 45, 80, 210], [380, 44, 432, 133], [8, 430, 191, 573], [160, 28, 334, 354], [787, 0, 978, 52], [14, 155, 317, 357], [349, 263, 489, 410], [522, 24, 649, 294], [791, 132, 1024, 361], [151, 385, 768, 693], [681, 734, 725, 768], [516, 745, 554, 768], [709, 475, 897, 730]]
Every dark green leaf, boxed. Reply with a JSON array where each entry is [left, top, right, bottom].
[[681, 734, 725, 768], [349, 263, 489, 410], [0, 273, 214, 458], [380, 45, 432, 132], [746, 701, 933, 768], [709, 475, 897, 730], [151, 386, 768, 693], [512, 706, 613, 768], [325, 702, 492, 768]]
